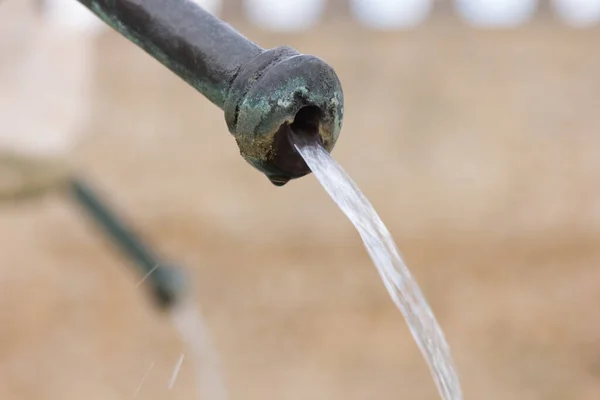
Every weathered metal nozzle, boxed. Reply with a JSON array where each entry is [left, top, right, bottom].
[[224, 47, 344, 186], [76, 0, 344, 186]]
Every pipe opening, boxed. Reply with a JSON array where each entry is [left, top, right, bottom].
[[290, 105, 323, 139], [268, 106, 324, 186]]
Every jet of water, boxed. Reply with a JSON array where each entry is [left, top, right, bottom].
[[292, 135, 463, 400], [171, 298, 229, 400], [133, 264, 228, 399]]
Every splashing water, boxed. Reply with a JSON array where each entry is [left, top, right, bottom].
[[171, 298, 229, 400], [293, 136, 463, 400], [134, 362, 155, 397], [133, 265, 228, 398]]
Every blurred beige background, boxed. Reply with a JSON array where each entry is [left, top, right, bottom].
[[2, 1, 600, 399]]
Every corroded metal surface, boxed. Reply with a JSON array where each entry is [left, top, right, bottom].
[[76, 0, 344, 186]]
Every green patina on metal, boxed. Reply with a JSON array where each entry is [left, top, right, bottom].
[[83, 0, 242, 106], [76, 0, 344, 186]]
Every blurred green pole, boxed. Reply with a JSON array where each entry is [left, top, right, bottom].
[[68, 177, 186, 309]]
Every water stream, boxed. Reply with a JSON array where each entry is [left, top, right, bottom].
[[293, 135, 464, 400], [171, 298, 229, 400]]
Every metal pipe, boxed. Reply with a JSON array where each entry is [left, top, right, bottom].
[[68, 176, 186, 309], [75, 0, 344, 186], [77, 0, 262, 107]]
